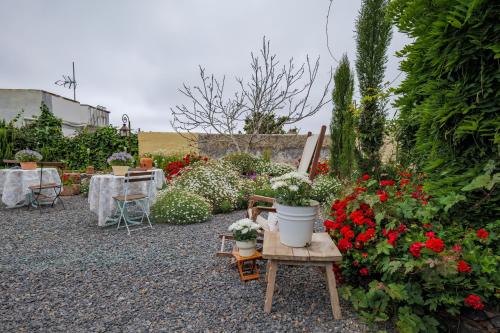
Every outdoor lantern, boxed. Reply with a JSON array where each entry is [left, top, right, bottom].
[[119, 123, 129, 137]]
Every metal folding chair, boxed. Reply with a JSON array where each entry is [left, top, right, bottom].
[[27, 163, 65, 211], [113, 170, 155, 235]]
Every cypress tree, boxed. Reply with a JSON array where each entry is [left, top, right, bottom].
[[330, 54, 356, 179], [355, 0, 392, 175]]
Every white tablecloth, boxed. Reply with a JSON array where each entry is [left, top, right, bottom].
[[0, 168, 61, 207], [88, 169, 165, 226]]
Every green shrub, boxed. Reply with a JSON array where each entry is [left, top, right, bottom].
[[172, 160, 243, 213], [255, 160, 294, 177], [151, 188, 212, 224], [150, 151, 184, 170], [223, 152, 259, 174], [311, 174, 342, 203]]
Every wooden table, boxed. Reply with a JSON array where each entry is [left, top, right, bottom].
[[262, 232, 343, 319]]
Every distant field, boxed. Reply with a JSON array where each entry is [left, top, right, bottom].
[[138, 132, 198, 155]]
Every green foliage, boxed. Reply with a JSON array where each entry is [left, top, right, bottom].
[[62, 126, 138, 170], [150, 151, 184, 170], [223, 152, 259, 174], [151, 188, 212, 224], [330, 54, 357, 179], [389, 0, 499, 227], [0, 120, 15, 163], [244, 111, 288, 134], [310, 174, 342, 203], [355, 0, 392, 174]]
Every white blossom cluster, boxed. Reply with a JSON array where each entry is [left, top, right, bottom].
[[269, 171, 313, 206], [311, 174, 342, 203], [255, 160, 294, 176], [228, 218, 260, 233], [151, 188, 212, 224], [270, 172, 312, 190]]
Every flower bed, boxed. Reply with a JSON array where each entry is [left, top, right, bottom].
[[324, 171, 499, 332]]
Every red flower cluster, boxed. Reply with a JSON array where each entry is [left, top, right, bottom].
[[457, 260, 472, 273], [464, 294, 484, 310], [476, 228, 489, 239], [164, 153, 208, 181], [380, 180, 395, 187], [315, 162, 330, 175], [425, 237, 445, 253], [409, 242, 424, 257], [376, 189, 388, 202], [359, 267, 369, 276]]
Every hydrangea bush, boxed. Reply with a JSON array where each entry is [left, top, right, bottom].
[[171, 160, 244, 213], [107, 152, 134, 166], [270, 172, 313, 206], [151, 188, 212, 224], [324, 172, 499, 332], [14, 149, 42, 162], [311, 174, 341, 203]]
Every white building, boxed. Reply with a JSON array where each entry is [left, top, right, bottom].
[[0, 89, 110, 136]]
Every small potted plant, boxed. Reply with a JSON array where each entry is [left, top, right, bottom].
[[15, 149, 43, 170], [107, 152, 134, 176], [61, 173, 81, 196], [140, 153, 154, 170], [228, 218, 261, 257], [270, 171, 318, 247]]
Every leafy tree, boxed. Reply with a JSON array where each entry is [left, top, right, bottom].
[[243, 112, 288, 134], [355, 0, 392, 175], [330, 54, 356, 179], [389, 0, 499, 226]]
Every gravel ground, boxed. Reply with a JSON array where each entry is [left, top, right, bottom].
[[0, 196, 374, 332]]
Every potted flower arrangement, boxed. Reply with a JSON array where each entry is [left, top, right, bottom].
[[228, 218, 261, 257], [270, 171, 318, 247], [61, 173, 81, 196], [107, 152, 134, 176], [14, 149, 43, 170], [140, 153, 154, 170]]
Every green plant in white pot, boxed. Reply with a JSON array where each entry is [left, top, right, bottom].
[[270, 172, 318, 247], [107, 152, 134, 176], [228, 218, 261, 257]]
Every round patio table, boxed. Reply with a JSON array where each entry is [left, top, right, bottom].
[[88, 169, 165, 226], [0, 168, 61, 207]]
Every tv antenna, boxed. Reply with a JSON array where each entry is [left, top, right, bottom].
[[55, 61, 77, 100]]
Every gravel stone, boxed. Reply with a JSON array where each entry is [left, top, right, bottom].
[[0, 196, 375, 332]]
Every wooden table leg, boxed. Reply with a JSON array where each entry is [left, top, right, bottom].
[[325, 263, 342, 320], [264, 260, 278, 313]]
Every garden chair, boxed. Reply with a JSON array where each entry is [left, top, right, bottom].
[[113, 170, 155, 235], [28, 163, 65, 211], [216, 125, 327, 257]]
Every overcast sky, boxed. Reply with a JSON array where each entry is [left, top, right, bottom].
[[0, 0, 409, 133]]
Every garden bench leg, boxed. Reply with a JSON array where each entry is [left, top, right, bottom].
[[264, 260, 278, 313], [325, 263, 342, 320]]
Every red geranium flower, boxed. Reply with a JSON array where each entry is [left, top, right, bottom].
[[425, 237, 445, 253], [362, 174, 370, 181], [452, 245, 462, 252], [457, 260, 472, 273], [425, 231, 435, 238], [362, 252, 368, 258], [409, 242, 424, 257], [380, 180, 395, 186], [423, 223, 433, 229], [337, 238, 352, 252], [476, 228, 489, 239], [359, 267, 369, 276], [377, 190, 388, 202], [464, 294, 484, 310]]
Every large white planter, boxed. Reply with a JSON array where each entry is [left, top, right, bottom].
[[275, 200, 319, 247], [112, 166, 130, 176], [236, 239, 257, 257]]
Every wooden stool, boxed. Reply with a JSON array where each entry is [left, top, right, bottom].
[[262, 232, 343, 319], [232, 250, 262, 282]]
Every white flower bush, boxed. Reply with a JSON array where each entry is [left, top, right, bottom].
[[311, 174, 342, 203], [151, 188, 211, 224], [171, 160, 244, 213], [270, 172, 313, 206], [228, 218, 261, 241], [255, 160, 294, 177]]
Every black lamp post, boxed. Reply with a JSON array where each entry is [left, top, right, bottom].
[[120, 114, 131, 152]]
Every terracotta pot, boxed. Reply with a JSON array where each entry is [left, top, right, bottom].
[[60, 186, 73, 196], [71, 184, 81, 195], [140, 157, 153, 170], [20, 162, 37, 170], [85, 166, 95, 174]]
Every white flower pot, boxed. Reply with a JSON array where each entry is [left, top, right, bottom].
[[112, 166, 129, 176], [236, 239, 257, 257], [275, 200, 319, 247]]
